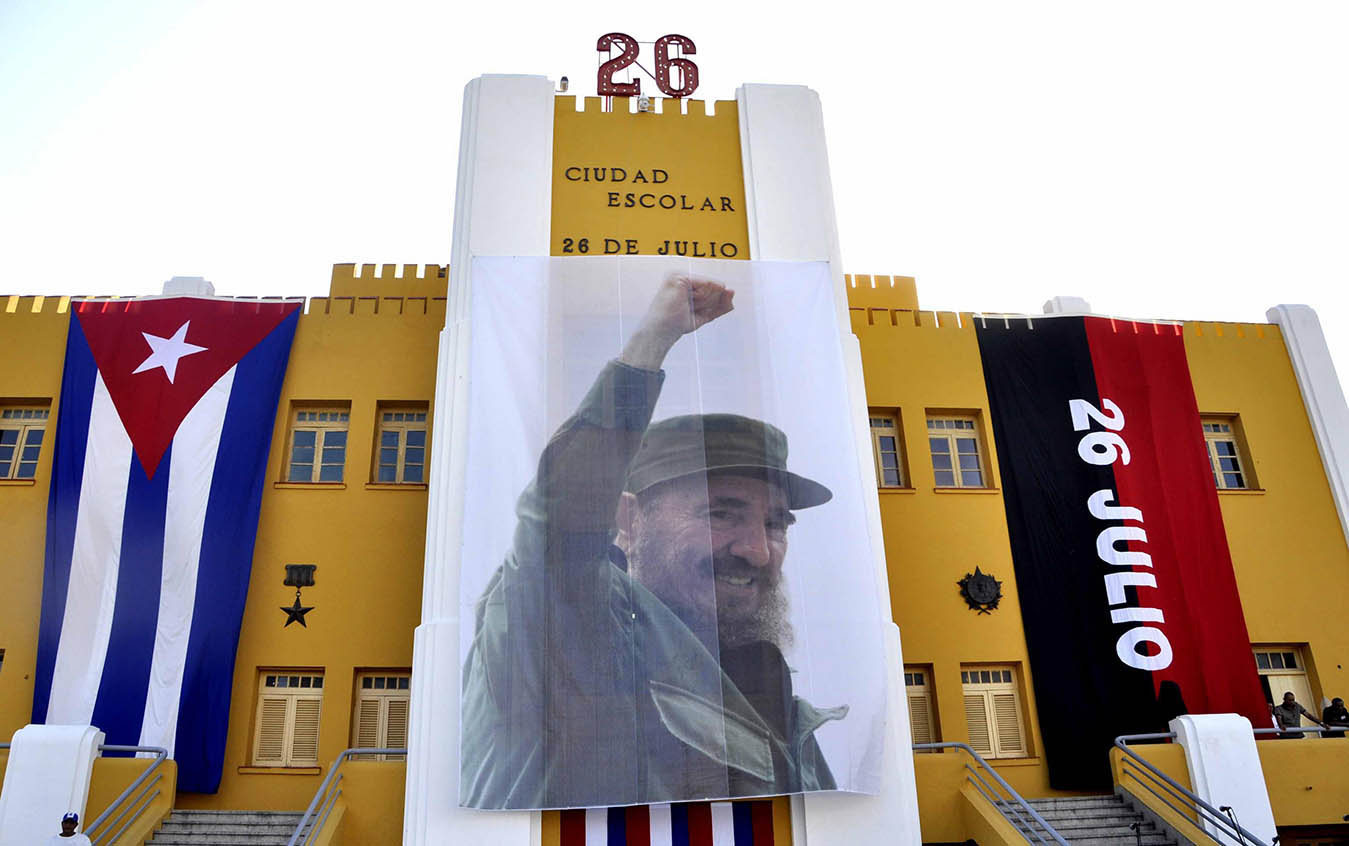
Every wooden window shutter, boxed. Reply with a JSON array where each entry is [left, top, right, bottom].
[[992, 693, 1025, 756], [964, 694, 993, 756], [355, 697, 382, 748], [908, 693, 934, 745], [290, 697, 322, 764], [386, 698, 410, 750], [254, 696, 289, 766]]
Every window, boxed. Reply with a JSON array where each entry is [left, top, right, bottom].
[[961, 666, 1027, 758], [1, 405, 50, 480], [286, 407, 349, 483], [1254, 646, 1318, 725], [927, 415, 987, 488], [1202, 418, 1253, 490], [352, 671, 411, 760], [252, 671, 324, 767], [374, 406, 428, 484], [905, 667, 938, 748], [869, 411, 906, 488]]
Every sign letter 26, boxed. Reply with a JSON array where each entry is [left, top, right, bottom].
[[596, 33, 699, 98], [1070, 398, 1131, 465]]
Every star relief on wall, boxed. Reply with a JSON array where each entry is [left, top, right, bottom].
[[958, 567, 1003, 614], [281, 564, 317, 627]]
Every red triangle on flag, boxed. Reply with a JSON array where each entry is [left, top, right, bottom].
[[75, 297, 301, 478]]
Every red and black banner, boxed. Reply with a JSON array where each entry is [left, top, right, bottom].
[[976, 315, 1268, 789]]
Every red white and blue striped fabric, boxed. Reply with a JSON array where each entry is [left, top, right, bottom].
[[554, 801, 777, 846], [32, 297, 300, 793]]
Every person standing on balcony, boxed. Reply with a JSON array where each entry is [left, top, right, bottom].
[[1321, 696, 1348, 738], [1273, 691, 1328, 738]]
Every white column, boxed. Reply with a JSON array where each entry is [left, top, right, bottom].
[[736, 82, 922, 846], [1170, 715, 1277, 846], [1266, 304, 1349, 548], [402, 74, 554, 846], [0, 724, 104, 846]]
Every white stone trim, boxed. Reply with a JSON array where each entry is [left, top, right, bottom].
[[1170, 714, 1276, 846], [1266, 304, 1349, 548], [403, 74, 554, 846], [736, 82, 921, 846]]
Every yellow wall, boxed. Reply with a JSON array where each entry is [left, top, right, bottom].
[[1114, 737, 1349, 833], [846, 296, 1062, 797], [1184, 322, 1349, 703], [178, 269, 443, 811], [0, 297, 72, 733], [325, 760, 406, 846], [550, 95, 749, 260], [846, 287, 1349, 811], [85, 756, 178, 846]]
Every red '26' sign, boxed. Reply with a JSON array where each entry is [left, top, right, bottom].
[[596, 33, 699, 98]]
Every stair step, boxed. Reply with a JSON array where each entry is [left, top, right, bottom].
[[1062, 836, 1173, 846], [1031, 816, 1150, 831], [147, 810, 309, 846], [1028, 810, 1145, 825], [1026, 798, 1130, 812], [148, 836, 292, 846], [156, 822, 299, 835]]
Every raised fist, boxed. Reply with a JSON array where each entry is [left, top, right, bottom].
[[619, 274, 735, 371], [640, 274, 735, 340]]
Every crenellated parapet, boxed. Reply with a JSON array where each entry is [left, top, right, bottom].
[[2, 294, 76, 315], [845, 274, 919, 312], [328, 263, 449, 299], [555, 95, 737, 120]]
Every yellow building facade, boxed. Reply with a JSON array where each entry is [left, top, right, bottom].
[[2, 89, 1348, 845]]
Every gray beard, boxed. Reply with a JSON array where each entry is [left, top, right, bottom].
[[628, 539, 794, 651]]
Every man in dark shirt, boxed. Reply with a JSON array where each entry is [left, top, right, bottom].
[[460, 275, 846, 809], [1321, 696, 1348, 738], [1273, 691, 1328, 738]]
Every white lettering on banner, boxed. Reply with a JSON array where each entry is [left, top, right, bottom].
[[1070, 398, 1174, 671]]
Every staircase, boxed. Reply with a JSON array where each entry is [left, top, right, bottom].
[[146, 809, 308, 845], [1001, 795, 1179, 846]]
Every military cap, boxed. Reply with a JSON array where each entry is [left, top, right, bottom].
[[625, 413, 832, 509]]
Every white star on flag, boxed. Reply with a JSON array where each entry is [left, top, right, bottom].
[[133, 321, 208, 383]]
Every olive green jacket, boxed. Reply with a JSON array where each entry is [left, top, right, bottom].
[[460, 361, 845, 810]]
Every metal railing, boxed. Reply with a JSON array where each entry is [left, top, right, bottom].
[[914, 742, 1070, 846], [287, 747, 407, 846], [1253, 725, 1345, 738], [1114, 732, 1269, 846], [0, 742, 167, 846]]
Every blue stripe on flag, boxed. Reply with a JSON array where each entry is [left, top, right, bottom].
[[91, 442, 171, 753], [671, 803, 690, 846], [174, 311, 298, 792], [33, 317, 98, 724], [607, 807, 626, 845], [732, 803, 754, 845]]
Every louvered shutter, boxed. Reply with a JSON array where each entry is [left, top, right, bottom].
[[386, 698, 410, 749], [290, 697, 322, 764], [254, 696, 290, 766], [992, 693, 1025, 756], [355, 697, 382, 747], [908, 692, 934, 745], [964, 694, 993, 756]]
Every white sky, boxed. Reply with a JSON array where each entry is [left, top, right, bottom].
[[2, 1, 1346, 382]]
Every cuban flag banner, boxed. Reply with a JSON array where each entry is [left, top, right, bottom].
[[552, 801, 783, 846], [33, 296, 301, 793]]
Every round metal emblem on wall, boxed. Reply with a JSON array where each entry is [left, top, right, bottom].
[[958, 567, 1003, 614]]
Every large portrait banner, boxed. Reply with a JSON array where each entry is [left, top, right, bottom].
[[457, 257, 888, 810]]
